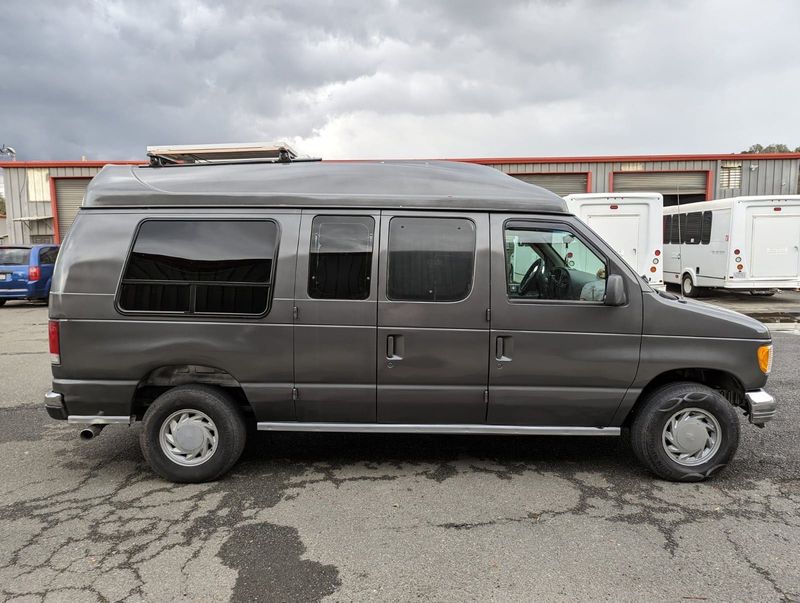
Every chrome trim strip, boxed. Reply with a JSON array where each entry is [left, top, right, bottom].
[[745, 389, 777, 425], [257, 422, 620, 436], [67, 415, 134, 425]]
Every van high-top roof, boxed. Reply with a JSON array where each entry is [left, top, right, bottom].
[[83, 160, 568, 213]]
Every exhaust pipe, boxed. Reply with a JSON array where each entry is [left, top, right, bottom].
[[79, 424, 105, 440]]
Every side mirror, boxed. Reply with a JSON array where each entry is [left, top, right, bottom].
[[604, 274, 627, 306]]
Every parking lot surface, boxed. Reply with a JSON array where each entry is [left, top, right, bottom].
[[0, 303, 799, 602]]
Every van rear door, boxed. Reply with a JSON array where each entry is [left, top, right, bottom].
[[748, 208, 800, 279], [585, 213, 642, 271]]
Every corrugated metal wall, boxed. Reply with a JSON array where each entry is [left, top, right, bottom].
[[488, 158, 800, 199], [715, 158, 799, 199], [1, 166, 103, 244]]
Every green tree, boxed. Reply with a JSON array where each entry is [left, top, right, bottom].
[[742, 143, 795, 153]]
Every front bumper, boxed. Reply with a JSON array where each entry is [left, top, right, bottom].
[[746, 389, 777, 426]]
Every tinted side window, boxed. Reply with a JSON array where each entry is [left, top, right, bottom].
[[308, 216, 374, 300], [679, 214, 688, 244], [38, 248, 53, 264], [684, 212, 702, 244], [700, 211, 712, 244], [119, 220, 277, 315], [662, 216, 671, 245], [669, 215, 681, 244], [387, 217, 475, 302]]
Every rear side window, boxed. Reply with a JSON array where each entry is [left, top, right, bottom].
[[387, 217, 475, 302], [118, 220, 278, 315], [679, 214, 688, 244], [308, 216, 374, 300], [669, 216, 681, 244], [39, 247, 59, 265], [700, 211, 712, 244], [684, 212, 702, 244], [0, 248, 31, 265]]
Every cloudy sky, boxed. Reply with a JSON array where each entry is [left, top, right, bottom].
[[0, 0, 798, 162]]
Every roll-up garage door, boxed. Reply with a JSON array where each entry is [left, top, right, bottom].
[[512, 173, 588, 197], [55, 178, 91, 241], [613, 172, 707, 195]]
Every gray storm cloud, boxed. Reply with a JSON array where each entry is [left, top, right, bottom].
[[0, 0, 798, 161]]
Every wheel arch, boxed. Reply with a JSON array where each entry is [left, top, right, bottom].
[[623, 367, 745, 427], [132, 364, 254, 419]]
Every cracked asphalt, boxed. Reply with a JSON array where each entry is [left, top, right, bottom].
[[0, 303, 798, 602]]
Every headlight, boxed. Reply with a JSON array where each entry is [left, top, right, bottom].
[[757, 344, 773, 374]]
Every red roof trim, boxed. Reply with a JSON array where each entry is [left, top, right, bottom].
[[451, 153, 800, 164], [0, 161, 141, 169]]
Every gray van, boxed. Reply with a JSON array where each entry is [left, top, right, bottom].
[[44, 160, 776, 483]]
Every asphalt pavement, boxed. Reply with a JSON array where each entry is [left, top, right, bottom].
[[0, 302, 798, 602]]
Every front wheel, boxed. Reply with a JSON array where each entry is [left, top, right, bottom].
[[630, 382, 740, 481], [140, 385, 247, 483]]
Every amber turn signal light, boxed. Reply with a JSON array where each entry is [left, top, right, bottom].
[[757, 344, 773, 374]]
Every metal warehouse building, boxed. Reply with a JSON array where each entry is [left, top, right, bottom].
[[1, 161, 138, 245], [467, 152, 800, 205], [1, 153, 799, 245]]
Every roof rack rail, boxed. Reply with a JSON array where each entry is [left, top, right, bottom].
[[145, 142, 321, 167]]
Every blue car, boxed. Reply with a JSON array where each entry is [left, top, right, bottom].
[[0, 245, 60, 306]]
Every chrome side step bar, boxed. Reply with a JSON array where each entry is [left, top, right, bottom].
[[256, 422, 620, 436]]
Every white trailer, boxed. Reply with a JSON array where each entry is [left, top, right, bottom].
[[564, 193, 664, 288], [663, 195, 800, 297]]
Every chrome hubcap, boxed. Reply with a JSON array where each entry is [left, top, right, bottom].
[[662, 407, 721, 466], [159, 409, 218, 466]]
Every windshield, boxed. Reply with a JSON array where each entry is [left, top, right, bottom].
[[0, 248, 31, 265]]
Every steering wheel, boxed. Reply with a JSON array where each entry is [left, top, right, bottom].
[[550, 266, 571, 298], [518, 258, 543, 296]]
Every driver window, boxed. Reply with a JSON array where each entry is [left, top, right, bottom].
[[505, 226, 607, 302]]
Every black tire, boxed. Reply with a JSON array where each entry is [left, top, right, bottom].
[[630, 382, 740, 482], [140, 385, 247, 483], [681, 274, 700, 298], [0, 299, 6, 307]]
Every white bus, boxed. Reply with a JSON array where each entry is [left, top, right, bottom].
[[564, 193, 664, 289], [663, 195, 800, 297]]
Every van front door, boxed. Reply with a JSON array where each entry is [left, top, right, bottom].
[[488, 215, 642, 427], [377, 212, 490, 424], [293, 211, 379, 422]]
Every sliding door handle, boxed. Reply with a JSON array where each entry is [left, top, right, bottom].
[[386, 335, 404, 360], [496, 336, 512, 362]]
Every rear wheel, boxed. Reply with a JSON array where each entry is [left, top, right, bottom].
[[681, 274, 700, 298], [140, 385, 247, 483], [630, 382, 740, 481]]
